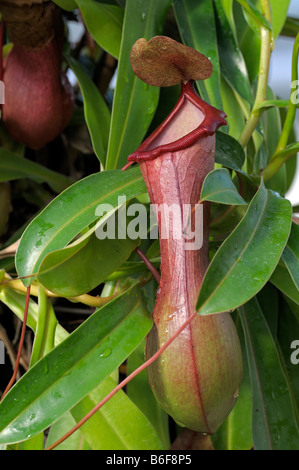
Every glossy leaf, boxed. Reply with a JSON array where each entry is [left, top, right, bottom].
[[68, 57, 111, 166], [233, 1, 261, 82], [259, 87, 286, 194], [0, 282, 152, 444], [197, 182, 292, 315], [173, 0, 223, 109], [215, 131, 245, 171], [16, 166, 146, 286], [0, 149, 73, 193], [105, 0, 171, 169], [70, 376, 164, 450], [256, 283, 279, 338], [276, 300, 299, 424], [212, 314, 252, 450], [126, 341, 170, 449], [46, 412, 91, 450], [200, 168, 247, 205], [220, 76, 246, 140], [236, 0, 272, 32], [36, 208, 140, 297], [214, 0, 253, 105], [76, 0, 124, 59], [281, 222, 299, 290], [270, 261, 299, 306], [241, 0, 290, 39], [239, 297, 299, 450]]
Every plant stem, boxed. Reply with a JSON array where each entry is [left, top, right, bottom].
[[29, 285, 58, 366], [238, 0, 272, 148], [1, 286, 31, 401], [0, 277, 118, 308], [261, 32, 299, 181]]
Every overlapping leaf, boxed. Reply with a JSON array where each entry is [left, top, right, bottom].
[[0, 282, 152, 444], [105, 0, 172, 169], [197, 182, 292, 315], [239, 297, 299, 450], [15, 166, 146, 286]]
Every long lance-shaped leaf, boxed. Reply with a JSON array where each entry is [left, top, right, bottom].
[[69, 375, 164, 450], [211, 314, 253, 450], [0, 285, 163, 449], [15, 166, 146, 286], [0, 282, 152, 444], [0, 148, 73, 193], [105, 0, 171, 169], [281, 222, 299, 290], [270, 261, 299, 306], [36, 205, 140, 297], [67, 57, 111, 167], [173, 0, 222, 109], [238, 297, 299, 450], [214, 0, 253, 106], [196, 182, 292, 315]]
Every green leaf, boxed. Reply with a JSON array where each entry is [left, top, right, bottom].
[[0, 282, 152, 444], [240, 0, 290, 39], [36, 206, 140, 297], [105, 0, 171, 169], [200, 168, 247, 205], [196, 182, 292, 315], [52, 0, 77, 11], [282, 222, 299, 290], [46, 412, 91, 450], [236, 0, 272, 32], [270, 261, 299, 306], [215, 131, 245, 171], [220, 76, 246, 140], [233, 1, 261, 82], [76, 0, 124, 59], [70, 375, 164, 450], [0, 149, 73, 193], [276, 299, 299, 424], [15, 166, 146, 286], [212, 314, 252, 450], [126, 341, 170, 449], [0, 286, 68, 345], [214, 0, 253, 105], [67, 57, 111, 166], [173, 0, 223, 109], [239, 297, 299, 450]]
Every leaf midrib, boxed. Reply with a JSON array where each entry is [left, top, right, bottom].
[[197, 188, 269, 314], [18, 172, 144, 277]]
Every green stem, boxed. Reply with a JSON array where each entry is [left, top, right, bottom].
[[261, 33, 299, 180], [30, 285, 57, 367], [273, 33, 299, 153], [238, 0, 272, 148], [262, 144, 299, 181]]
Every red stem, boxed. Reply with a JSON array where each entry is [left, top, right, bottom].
[[1, 286, 31, 401], [134, 246, 160, 283]]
